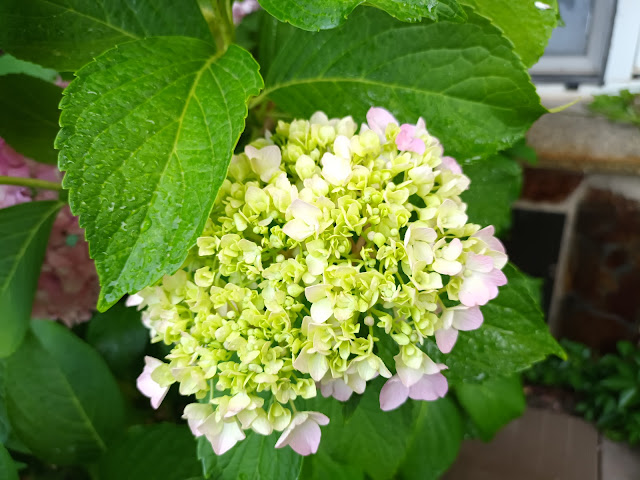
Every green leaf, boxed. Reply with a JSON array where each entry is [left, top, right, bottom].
[[4, 320, 125, 465], [0, 201, 61, 358], [399, 397, 464, 480], [0, 444, 18, 480], [460, 0, 559, 68], [426, 264, 564, 382], [0, 74, 62, 164], [57, 38, 263, 310], [0, 53, 58, 82], [461, 154, 522, 236], [301, 451, 364, 480], [197, 430, 302, 480], [257, 0, 465, 31], [99, 423, 201, 480], [589, 90, 640, 127], [455, 376, 525, 441], [369, 0, 467, 23], [258, 8, 545, 159], [0, 362, 9, 444], [86, 302, 148, 378], [0, 0, 211, 71]]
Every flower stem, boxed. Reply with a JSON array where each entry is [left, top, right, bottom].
[[197, 0, 235, 52], [0, 175, 62, 191]]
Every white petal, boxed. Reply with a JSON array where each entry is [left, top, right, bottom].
[[245, 145, 282, 182], [136, 356, 169, 410], [207, 420, 246, 455], [310, 298, 333, 323], [125, 293, 144, 307], [182, 403, 213, 437], [305, 284, 331, 302], [282, 219, 316, 242], [333, 135, 351, 159], [433, 258, 462, 275], [321, 152, 351, 186], [289, 198, 322, 221]]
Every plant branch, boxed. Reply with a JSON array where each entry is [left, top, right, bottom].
[[0, 175, 62, 191], [197, 0, 235, 51]]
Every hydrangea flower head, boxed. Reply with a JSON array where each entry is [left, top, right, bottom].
[[132, 107, 508, 455]]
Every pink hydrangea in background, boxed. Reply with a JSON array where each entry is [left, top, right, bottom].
[[0, 138, 99, 326], [232, 0, 260, 23]]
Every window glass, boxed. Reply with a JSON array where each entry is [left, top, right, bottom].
[[545, 0, 593, 55]]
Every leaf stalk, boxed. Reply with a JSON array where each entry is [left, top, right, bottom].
[[0, 175, 62, 191], [197, 0, 235, 51]]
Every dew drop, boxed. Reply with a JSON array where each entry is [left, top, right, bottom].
[[141, 218, 152, 232]]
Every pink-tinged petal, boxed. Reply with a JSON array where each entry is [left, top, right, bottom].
[[396, 124, 426, 154], [308, 412, 330, 426], [408, 373, 448, 401], [285, 419, 321, 456], [275, 412, 329, 456], [136, 356, 169, 409], [435, 327, 458, 354], [452, 306, 483, 331], [473, 226, 506, 254], [467, 253, 494, 273], [395, 362, 423, 387], [379, 375, 410, 411], [320, 378, 353, 402], [459, 276, 491, 307], [489, 268, 508, 287], [366, 107, 398, 141], [439, 156, 463, 174]]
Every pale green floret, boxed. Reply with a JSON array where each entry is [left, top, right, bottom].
[[136, 110, 498, 436]]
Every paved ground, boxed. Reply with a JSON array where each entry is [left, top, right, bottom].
[[444, 408, 640, 480]]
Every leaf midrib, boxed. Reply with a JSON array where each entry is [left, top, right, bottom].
[[97, 52, 220, 305], [38, 339, 108, 452], [0, 202, 61, 296]]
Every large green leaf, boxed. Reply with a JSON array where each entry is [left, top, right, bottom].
[[197, 431, 302, 480], [57, 38, 263, 310], [424, 264, 564, 382], [0, 444, 18, 480], [461, 154, 522, 236], [455, 375, 525, 440], [0, 53, 58, 82], [0, 201, 61, 358], [4, 320, 125, 465], [399, 397, 464, 480], [86, 302, 148, 378], [0, 75, 62, 164], [0, 0, 211, 71], [461, 0, 559, 68], [257, 0, 465, 31], [258, 8, 545, 159], [99, 424, 201, 480]]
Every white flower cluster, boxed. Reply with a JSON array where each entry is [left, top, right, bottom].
[[131, 106, 507, 456]]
